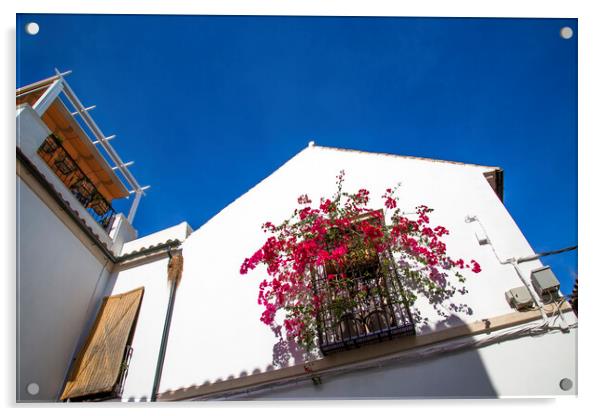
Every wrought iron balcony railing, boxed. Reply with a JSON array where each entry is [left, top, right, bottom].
[[313, 250, 416, 355], [37, 134, 117, 232]]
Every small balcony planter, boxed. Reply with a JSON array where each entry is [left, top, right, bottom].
[[54, 156, 77, 175], [37, 134, 117, 232], [240, 170, 482, 355]]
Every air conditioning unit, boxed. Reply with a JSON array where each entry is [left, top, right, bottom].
[[530, 266, 560, 302], [505, 286, 534, 310]]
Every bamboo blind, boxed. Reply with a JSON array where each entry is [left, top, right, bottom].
[[60, 287, 144, 401], [167, 253, 184, 285]]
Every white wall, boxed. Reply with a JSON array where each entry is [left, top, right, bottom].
[[110, 213, 138, 256], [17, 104, 115, 249], [16, 104, 50, 159], [156, 145, 576, 398], [16, 177, 112, 402], [104, 221, 191, 402], [108, 257, 171, 402], [245, 326, 577, 399]]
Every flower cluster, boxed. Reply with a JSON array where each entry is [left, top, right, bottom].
[[240, 171, 481, 351]]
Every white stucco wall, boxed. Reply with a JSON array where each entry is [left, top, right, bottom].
[[108, 257, 171, 402], [16, 176, 112, 402], [17, 104, 115, 249], [243, 325, 577, 399], [154, 145, 577, 398], [17, 104, 50, 160], [110, 213, 138, 256], [104, 221, 192, 402]]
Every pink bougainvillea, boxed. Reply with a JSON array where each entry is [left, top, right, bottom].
[[240, 171, 481, 351]]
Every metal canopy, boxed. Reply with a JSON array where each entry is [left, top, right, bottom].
[[25, 69, 150, 224]]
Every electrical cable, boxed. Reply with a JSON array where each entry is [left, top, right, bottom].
[[182, 218, 578, 401], [195, 216, 579, 401], [516, 245, 578, 264], [192, 319, 577, 401], [465, 215, 577, 325]]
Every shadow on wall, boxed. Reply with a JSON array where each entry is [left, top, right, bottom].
[[271, 324, 309, 368], [247, 314, 499, 399], [268, 270, 476, 370], [397, 263, 474, 333], [18, 257, 119, 402], [157, 310, 503, 400]]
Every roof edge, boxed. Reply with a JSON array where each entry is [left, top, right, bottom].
[[313, 144, 502, 171], [483, 168, 504, 203]]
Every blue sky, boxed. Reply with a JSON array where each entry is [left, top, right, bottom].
[[16, 14, 577, 293]]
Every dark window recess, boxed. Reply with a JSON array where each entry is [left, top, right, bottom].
[[313, 249, 416, 356], [66, 345, 133, 402], [37, 134, 117, 232]]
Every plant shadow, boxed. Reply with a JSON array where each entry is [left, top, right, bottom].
[[253, 313, 501, 399], [270, 325, 314, 368]]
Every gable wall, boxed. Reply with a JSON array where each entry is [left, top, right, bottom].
[[156, 146, 565, 397]]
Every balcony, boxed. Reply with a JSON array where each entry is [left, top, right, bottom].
[[17, 71, 149, 240], [37, 134, 117, 232], [314, 249, 416, 356]]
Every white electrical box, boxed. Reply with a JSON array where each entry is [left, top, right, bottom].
[[531, 266, 560, 302], [505, 286, 534, 310], [474, 230, 489, 245]]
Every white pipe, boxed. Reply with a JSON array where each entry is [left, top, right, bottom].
[[516, 245, 577, 264], [16, 70, 72, 96], [54, 69, 145, 196], [112, 161, 134, 170], [129, 185, 150, 194], [465, 215, 506, 264], [93, 134, 115, 145], [54, 68, 148, 225], [466, 215, 547, 322], [71, 105, 96, 116]]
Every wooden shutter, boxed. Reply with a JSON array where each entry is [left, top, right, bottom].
[[60, 287, 144, 401]]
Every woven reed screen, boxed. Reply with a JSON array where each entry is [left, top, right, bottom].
[[167, 252, 184, 285], [60, 287, 144, 401]]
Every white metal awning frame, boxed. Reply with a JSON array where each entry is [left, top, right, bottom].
[[25, 69, 150, 224]]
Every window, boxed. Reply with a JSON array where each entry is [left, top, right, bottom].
[[60, 287, 144, 401], [313, 212, 415, 355]]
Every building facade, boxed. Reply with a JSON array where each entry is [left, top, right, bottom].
[[16, 74, 577, 402], [16, 72, 190, 402]]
